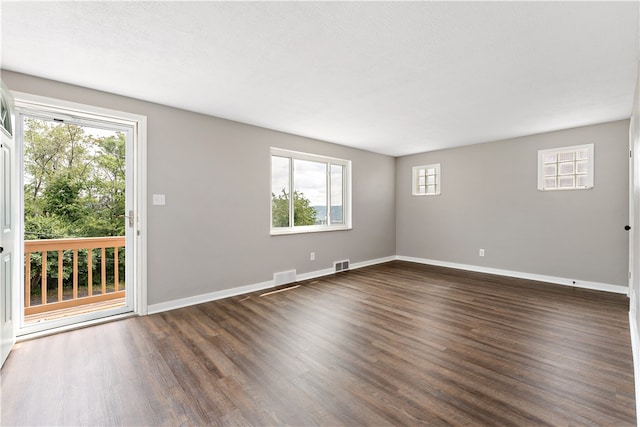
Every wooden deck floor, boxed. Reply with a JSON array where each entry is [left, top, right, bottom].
[[24, 298, 126, 324], [0, 261, 635, 426]]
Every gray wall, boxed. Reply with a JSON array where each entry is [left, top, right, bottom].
[[396, 120, 630, 286], [2, 70, 397, 305], [3, 69, 631, 306]]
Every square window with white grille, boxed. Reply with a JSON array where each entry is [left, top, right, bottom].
[[412, 164, 441, 196], [537, 144, 594, 191]]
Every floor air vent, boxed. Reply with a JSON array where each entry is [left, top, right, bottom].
[[334, 260, 350, 272]]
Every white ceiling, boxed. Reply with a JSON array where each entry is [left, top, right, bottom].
[[1, 1, 638, 157]]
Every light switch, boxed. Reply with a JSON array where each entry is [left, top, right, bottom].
[[152, 194, 166, 205]]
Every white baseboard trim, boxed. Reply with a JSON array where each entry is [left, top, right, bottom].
[[296, 267, 334, 282], [147, 280, 275, 314], [148, 255, 627, 315], [296, 256, 397, 282], [395, 255, 628, 294], [629, 312, 640, 427], [351, 256, 397, 270], [147, 256, 397, 315]]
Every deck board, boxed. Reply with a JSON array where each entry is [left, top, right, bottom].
[[24, 297, 126, 323]]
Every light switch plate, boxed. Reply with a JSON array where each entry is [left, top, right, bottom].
[[152, 194, 166, 205]]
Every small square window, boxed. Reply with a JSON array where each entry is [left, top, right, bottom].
[[537, 144, 594, 191], [412, 164, 441, 196]]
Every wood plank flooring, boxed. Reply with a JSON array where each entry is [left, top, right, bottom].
[[1, 261, 635, 426]]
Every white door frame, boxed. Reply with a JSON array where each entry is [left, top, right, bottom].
[[628, 58, 640, 427], [630, 119, 636, 306], [12, 92, 147, 336], [1, 80, 17, 367]]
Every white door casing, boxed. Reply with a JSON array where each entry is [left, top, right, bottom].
[[1, 80, 17, 368], [13, 92, 147, 335]]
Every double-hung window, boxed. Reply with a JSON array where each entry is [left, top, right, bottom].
[[271, 148, 351, 235]]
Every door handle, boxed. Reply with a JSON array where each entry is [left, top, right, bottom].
[[119, 210, 135, 228], [625, 225, 631, 231]]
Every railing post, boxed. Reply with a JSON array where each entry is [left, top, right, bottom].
[[101, 247, 106, 295], [57, 251, 63, 303], [114, 246, 119, 292], [87, 249, 93, 297], [73, 249, 78, 300], [41, 250, 47, 305], [24, 252, 30, 308]]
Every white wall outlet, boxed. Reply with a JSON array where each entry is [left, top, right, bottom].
[[479, 248, 485, 257], [310, 252, 315, 261], [152, 194, 166, 205]]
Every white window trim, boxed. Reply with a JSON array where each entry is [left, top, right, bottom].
[[412, 163, 441, 196], [537, 143, 594, 191], [270, 147, 352, 235]]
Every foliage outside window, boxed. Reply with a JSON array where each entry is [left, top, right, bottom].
[[537, 144, 594, 191], [412, 164, 441, 196], [23, 117, 127, 302], [271, 148, 351, 235]]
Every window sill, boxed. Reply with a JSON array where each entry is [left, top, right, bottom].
[[271, 225, 352, 236], [537, 186, 594, 191]]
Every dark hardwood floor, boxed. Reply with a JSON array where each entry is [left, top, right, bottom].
[[1, 261, 636, 426]]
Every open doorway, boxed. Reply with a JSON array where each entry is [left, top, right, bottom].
[[14, 94, 146, 335]]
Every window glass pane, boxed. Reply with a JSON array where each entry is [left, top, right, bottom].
[[576, 174, 589, 187], [426, 167, 436, 175], [330, 164, 344, 225], [576, 160, 588, 174], [426, 185, 437, 194], [544, 177, 557, 189], [558, 176, 575, 188], [543, 164, 557, 176], [271, 156, 290, 228], [419, 176, 426, 185], [426, 175, 436, 185], [557, 152, 575, 162], [543, 153, 557, 163], [3, 146, 11, 229], [576, 149, 589, 160], [271, 149, 351, 233], [558, 162, 575, 175], [418, 168, 425, 177], [294, 159, 326, 226]]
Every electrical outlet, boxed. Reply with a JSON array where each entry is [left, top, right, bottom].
[[479, 248, 485, 257], [310, 252, 315, 261]]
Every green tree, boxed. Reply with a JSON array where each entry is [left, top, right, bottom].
[[23, 118, 126, 302], [272, 189, 318, 227], [80, 133, 126, 237], [23, 118, 126, 239], [43, 174, 84, 222]]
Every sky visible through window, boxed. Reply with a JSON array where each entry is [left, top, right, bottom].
[[271, 149, 350, 232], [271, 157, 328, 206]]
